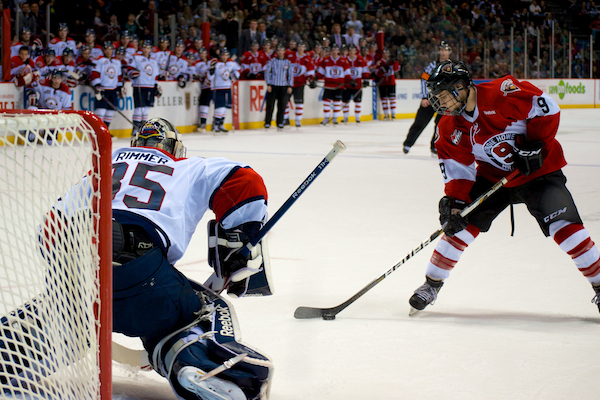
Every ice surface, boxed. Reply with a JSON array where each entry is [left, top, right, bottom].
[[112, 109, 600, 400]]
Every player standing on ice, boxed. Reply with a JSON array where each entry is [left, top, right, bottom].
[[317, 44, 351, 126], [207, 47, 240, 133], [128, 40, 161, 136], [402, 41, 452, 155], [196, 47, 214, 132], [283, 41, 314, 128], [112, 117, 274, 399], [408, 60, 600, 315], [90, 41, 124, 130], [372, 48, 400, 121], [341, 44, 369, 124]]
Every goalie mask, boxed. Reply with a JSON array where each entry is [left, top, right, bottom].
[[426, 60, 472, 116], [132, 118, 186, 158]]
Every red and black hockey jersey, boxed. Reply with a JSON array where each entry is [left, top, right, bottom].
[[435, 76, 566, 202]]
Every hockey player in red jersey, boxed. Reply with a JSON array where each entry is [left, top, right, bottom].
[[284, 41, 315, 128], [342, 44, 370, 123], [259, 38, 275, 60], [409, 60, 600, 315], [240, 40, 267, 80], [372, 48, 400, 120], [112, 118, 273, 399], [316, 44, 351, 125], [10, 46, 38, 87]]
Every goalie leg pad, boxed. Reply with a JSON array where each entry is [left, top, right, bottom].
[[152, 290, 273, 400]]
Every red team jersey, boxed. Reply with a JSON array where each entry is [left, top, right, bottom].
[[373, 58, 400, 86], [239, 50, 268, 79], [435, 76, 565, 202], [317, 56, 351, 89], [286, 52, 314, 87], [345, 54, 369, 88]]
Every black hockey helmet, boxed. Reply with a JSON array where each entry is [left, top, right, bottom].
[[80, 45, 91, 53], [276, 44, 286, 51], [220, 47, 230, 56], [426, 60, 472, 116], [131, 34, 139, 42], [250, 40, 260, 47], [103, 41, 114, 49], [176, 38, 186, 48], [331, 43, 340, 50], [50, 69, 64, 79], [44, 47, 56, 57], [262, 38, 271, 47], [58, 23, 69, 32], [115, 46, 126, 56], [86, 29, 96, 37], [121, 30, 131, 39], [62, 47, 75, 57], [20, 27, 32, 36], [160, 36, 170, 44], [132, 118, 186, 158], [347, 43, 357, 51]]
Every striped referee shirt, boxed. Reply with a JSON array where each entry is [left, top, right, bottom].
[[421, 60, 438, 99], [265, 57, 294, 87]]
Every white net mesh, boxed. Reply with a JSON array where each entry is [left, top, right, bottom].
[[0, 113, 103, 400]]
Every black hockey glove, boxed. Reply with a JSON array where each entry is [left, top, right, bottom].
[[513, 137, 543, 176], [362, 80, 370, 88], [308, 78, 317, 89], [154, 83, 162, 98], [439, 196, 468, 237], [207, 220, 264, 285], [349, 79, 358, 89], [247, 73, 257, 80]]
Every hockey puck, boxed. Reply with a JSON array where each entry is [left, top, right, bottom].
[[322, 314, 336, 320]]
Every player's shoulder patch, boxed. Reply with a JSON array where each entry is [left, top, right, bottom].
[[450, 128, 463, 145], [500, 78, 521, 96]]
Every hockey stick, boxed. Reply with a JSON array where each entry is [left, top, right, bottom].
[[89, 85, 135, 126], [294, 170, 520, 320], [239, 140, 347, 257]]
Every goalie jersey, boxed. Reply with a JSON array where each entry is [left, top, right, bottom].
[[435, 75, 566, 202], [111, 146, 268, 264]]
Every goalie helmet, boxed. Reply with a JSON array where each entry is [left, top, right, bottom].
[[132, 118, 186, 158], [426, 60, 472, 116]]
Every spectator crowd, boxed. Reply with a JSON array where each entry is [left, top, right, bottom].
[[3, 0, 600, 120]]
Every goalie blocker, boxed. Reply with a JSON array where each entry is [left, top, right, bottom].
[[204, 220, 273, 298]]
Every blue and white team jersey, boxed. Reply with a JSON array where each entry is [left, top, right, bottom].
[[111, 146, 268, 265], [130, 55, 159, 88], [90, 57, 122, 90], [208, 60, 240, 90]]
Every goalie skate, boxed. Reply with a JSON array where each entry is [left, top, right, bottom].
[[177, 366, 246, 400]]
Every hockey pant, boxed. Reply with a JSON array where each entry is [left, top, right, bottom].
[[425, 171, 600, 285], [151, 288, 274, 400]]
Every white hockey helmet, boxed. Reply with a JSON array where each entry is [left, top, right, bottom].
[[132, 118, 186, 158]]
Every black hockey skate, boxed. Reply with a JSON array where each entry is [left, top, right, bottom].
[[409, 276, 443, 315], [592, 284, 600, 313]]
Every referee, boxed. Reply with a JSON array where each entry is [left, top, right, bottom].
[[264, 44, 293, 130], [402, 41, 451, 155]]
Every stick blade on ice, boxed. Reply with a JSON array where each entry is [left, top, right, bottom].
[[294, 306, 329, 319]]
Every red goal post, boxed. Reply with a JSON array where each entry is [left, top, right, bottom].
[[0, 110, 112, 399]]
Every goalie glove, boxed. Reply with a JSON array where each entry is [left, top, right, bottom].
[[513, 136, 543, 176], [206, 220, 264, 291], [177, 74, 187, 88], [439, 196, 468, 237]]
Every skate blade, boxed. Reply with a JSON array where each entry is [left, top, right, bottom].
[[408, 307, 422, 317]]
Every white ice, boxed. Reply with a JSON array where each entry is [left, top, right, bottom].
[[112, 108, 600, 400]]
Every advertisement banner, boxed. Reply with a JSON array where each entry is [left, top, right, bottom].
[[527, 79, 594, 107], [0, 83, 22, 110]]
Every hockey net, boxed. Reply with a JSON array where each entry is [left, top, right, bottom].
[[0, 110, 112, 399]]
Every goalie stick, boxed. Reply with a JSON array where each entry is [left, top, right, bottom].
[[112, 140, 347, 368], [239, 140, 346, 257], [294, 170, 520, 320]]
